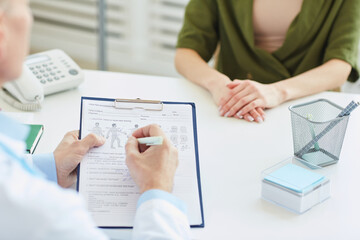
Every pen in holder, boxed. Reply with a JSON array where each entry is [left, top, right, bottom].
[[305, 113, 320, 151], [289, 99, 358, 167]]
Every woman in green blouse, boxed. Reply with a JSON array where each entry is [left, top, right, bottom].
[[175, 0, 360, 123]]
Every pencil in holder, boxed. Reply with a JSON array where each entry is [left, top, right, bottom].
[[289, 99, 351, 167]]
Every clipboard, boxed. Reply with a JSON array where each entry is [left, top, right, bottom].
[[77, 96, 204, 228]]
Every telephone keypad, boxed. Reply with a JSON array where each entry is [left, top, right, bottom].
[[31, 63, 67, 85]]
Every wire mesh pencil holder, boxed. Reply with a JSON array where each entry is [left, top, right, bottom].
[[289, 99, 350, 167]]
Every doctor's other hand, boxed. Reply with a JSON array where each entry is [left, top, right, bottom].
[[54, 131, 106, 188], [125, 124, 179, 194]]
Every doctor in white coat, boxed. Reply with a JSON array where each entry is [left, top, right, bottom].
[[0, 0, 191, 239]]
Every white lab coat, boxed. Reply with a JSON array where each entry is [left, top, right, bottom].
[[0, 131, 191, 240]]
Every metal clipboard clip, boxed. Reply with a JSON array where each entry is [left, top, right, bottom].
[[113, 98, 163, 111]]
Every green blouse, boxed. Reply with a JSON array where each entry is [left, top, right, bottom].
[[176, 0, 360, 83]]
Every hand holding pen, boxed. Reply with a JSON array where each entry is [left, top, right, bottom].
[[125, 124, 178, 193]]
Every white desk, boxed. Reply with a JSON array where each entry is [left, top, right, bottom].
[[2, 70, 360, 240]]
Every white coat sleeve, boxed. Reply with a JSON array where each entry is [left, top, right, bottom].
[[24, 153, 58, 182], [132, 190, 192, 240], [0, 156, 109, 240]]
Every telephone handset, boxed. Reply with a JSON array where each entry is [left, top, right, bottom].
[[1, 49, 84, 111]]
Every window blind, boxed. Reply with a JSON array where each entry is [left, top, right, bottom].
[[30, 0, 189, 76]]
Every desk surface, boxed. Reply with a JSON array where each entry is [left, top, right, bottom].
[[1, 70, 360, 240]]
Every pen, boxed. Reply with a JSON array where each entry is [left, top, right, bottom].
[[337, 101, 360, 117], [306, 113, 320, 151], [137, 136, 163, 146]]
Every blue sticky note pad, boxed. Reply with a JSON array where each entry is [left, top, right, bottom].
[[264, 163, 325, 193]]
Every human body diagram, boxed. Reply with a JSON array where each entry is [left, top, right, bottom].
[[106, 123, 128, 149]]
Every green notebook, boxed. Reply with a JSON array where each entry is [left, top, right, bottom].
[[25, 124, 44, 154]]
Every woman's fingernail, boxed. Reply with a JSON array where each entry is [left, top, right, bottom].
[[218, 106, 222, 111], [237, 110, 242, 116], [248, 116, 254, 122], [256, 117, 263, 123], [236, 112, 243, 118], [224, 111, 230, 117], [219, 109, 224, 116]]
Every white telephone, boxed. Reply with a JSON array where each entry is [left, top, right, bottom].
[[1, 49, 84, 111]]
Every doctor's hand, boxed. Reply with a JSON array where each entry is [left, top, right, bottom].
[[218, 80, 283, 122], [125, 124, 179, 194], [54, 131, 106, 188]]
